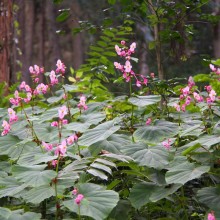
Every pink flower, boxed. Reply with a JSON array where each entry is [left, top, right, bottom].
[[129, 42, 136, 53], [193, 92, 203, 102], [50, 70, 58, 85], [58, 106, 68, 119], [55, 139, 67, 156], [182, 86, 190, 96], [143, 77, 148, 85], [77, 96, 88, 111], [8, 108, 18, 123], [162, 139, 171, 150], [51, 160, 58, 167], [42, 141, 53, 151], [63, 94, 67, 100], [67, 134, 78, 145], [208, 212, 216, 220], [29, 64, 44, 76], [115, 45, 121, 56], [146, 118, 152, 125], [24, 92, 32, 103], [72, 188, 78, 195], [136, 80, 141, 87], [56, 59, 66, 74], [210, 64, 216, 72], [122, 72, 130, 82], [114, 62, 123, 70], [206, 97, 212, 104], [181, 104, 186, 112], [51, 121, 58, 127], [185, 96, 191, 106], [121, 40, 126, 45], [1, 120, 10, 136], [34, 78, 39, 83], [62, 119, 68, 125], [209, 89, 216, 102], [34, 83, 48, 95], [174, 103, 181, 112], [124, 60, 132, 73], [75, 194, 84, 205], [205, 85, 212, 92], [188, 76, 195, 88], [9, 90, 22, 106], [19, 81, 26, 90]]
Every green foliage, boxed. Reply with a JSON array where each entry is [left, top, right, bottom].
[[1, 29, 220, 220]]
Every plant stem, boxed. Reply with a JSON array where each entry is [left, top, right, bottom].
[[76, 142, 81, 156], [181, 187, 188, 220], [129, 80, 134, 128], [55, 155, 60, 220], [78, 206, 81, 220], [21, 104, 42, 148]]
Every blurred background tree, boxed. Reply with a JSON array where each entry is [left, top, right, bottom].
[[1, 0, 220, 86]]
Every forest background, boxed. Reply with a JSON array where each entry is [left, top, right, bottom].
[[0, 0, 220, 93]]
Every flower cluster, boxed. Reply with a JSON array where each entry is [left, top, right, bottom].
[[72, 188, 84, 205], [146, 118, 152, 125], [114, 41, 148, 87], [174, 75, 218, 112], [1, 108, 19, 136], [162, 139, 171, 150], [208, 211, 216, 220], [210, 64, 220, 75], [42, 106, 78, 157], [77, 95, 88, 111]]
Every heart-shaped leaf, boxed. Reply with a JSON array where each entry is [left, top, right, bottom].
[[120, 143, 169, 170], [128, 95, 161, 107], [165, 156, 210, 185], [63, 183, 119, 220], [78, 120, 120, 147], [134, 120, 178, 143]]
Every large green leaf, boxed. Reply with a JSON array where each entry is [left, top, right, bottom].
[[128, 95, 161, 107], [0, 135, 21, 156], [129, 182, 181, 209], [120, 143, 169, 170], [78, 120, 120, 147], [63, 183, 119, 220], [78, 112, 106, 125], [12, 165, 56, 187], [165, 156, 210, 185], [179, 120, 204, 137], [197, 185, 220, 210], [108, 200, 132, 220], [0, 208, 41, 220], [17, 148, 57, 166], [90, 134, 131, 155], [0, 176, 27, 198], [34, 122, 72, 142], [177, 135, 220, 156], [134, 120, 178, 143], [66, 112, 106, 133], [22, 185, 55, 204]]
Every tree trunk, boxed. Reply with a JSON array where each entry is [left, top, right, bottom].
[[22, 0, 35, 85], [37, 0, 44, 83], [0, 0, 12, 86], [148, 0, 164, 80], [71, 0, 83, 70], [213, 0, 220, 59], [46, 0, 61, 64]]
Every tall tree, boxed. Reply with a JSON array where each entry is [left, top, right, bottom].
[[0, 0, 12, 86], [213, 0, 220, 58]]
